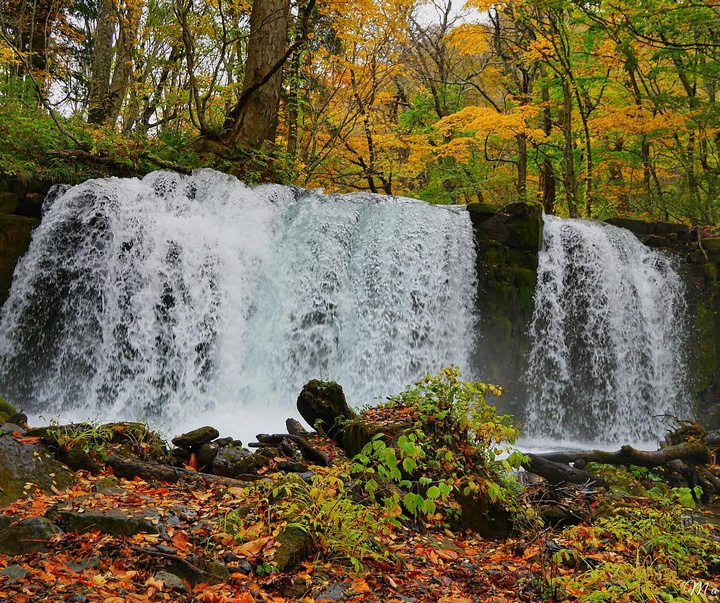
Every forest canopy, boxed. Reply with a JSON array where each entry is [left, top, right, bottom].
[[0, 0, 718, 225]]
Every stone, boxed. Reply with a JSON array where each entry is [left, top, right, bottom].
[[66, 556, 101, 572], [456, 491, 514, 540], [94, 476, 119, 492], [197, 441, 220, 468], [320, 583, 347, 601], [297, 380, 356, 444], [286, 418, 310, 437], [0, 517, 63, 555], [0, 565, 28, 581], [273, 525, 313, 571], [212, 447, 269, 478], [0, 397, 17, 417], [0, 433, 76, 507], [154, 570, 189, 592], [57, 445, 103, 474], [1, 423, 25, 436], [276, 460, 308, 473], [47, 489, 164, 537], [703, 238, 720, 254], [0, 191, 18, 214], [605, 217, 654, 235], [506, 212, 542, 252], [172, 426, 220, 449], [165, 558, 230, 586]]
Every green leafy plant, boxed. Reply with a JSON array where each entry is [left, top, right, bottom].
[[226, 468, 390, 571], [352, 366, 526, 521]]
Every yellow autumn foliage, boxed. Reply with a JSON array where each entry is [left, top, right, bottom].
[[444, 23, 490, 56], [437, 105, 546, 143]]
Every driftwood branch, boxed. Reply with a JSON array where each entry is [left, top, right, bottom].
[[522, 454, 609, 488], [534, 442, 711, 468], [106, 452, 252, 488], [252, 434, 329, 466]]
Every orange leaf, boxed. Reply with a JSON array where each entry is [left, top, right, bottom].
[[352, 577, 370, 592], [172, 530, 190, 552], [437, 548, 459, 561], [237, 536, 272, 557]]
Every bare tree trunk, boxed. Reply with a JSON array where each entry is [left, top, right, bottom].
[[87, 0, 116, 124], [228, 0, 290, 148], [561, 76, 579, 217]]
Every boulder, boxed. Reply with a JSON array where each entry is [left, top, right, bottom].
[[212, 447, 269, 478], [0, 397, 17, 418], [456, 491, 514, 540], [0, 433, 76, 507], [296, 380, 356, 444], [197, 441, 220, 468], [154, 571, 189, 593], [273, 525, 313, 571], [47, 490, 164, 537], [0, 517, 63, 555], [164, 558, 230, 586], [172, 426, 220, 449]]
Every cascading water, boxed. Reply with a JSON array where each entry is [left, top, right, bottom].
[[525, 215, 691, 445], [0, 169, 478, 441]]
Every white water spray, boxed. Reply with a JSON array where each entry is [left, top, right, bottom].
[[525, 215, 691, 444], [0, 170, 477, 441]]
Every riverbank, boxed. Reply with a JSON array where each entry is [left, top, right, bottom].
[[2, 372, 720, 601]]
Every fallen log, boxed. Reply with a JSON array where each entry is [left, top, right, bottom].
[[106, 452, 254, 489], [522, 454, 609, 489], [534, 441, 711, 468], [253, 433, 329, 466]]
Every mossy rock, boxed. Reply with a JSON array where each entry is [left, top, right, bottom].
[[172, 426, 220, 449], [165, 559, 230, 586], [466, 202, 502, 216], [455, 491, 514, 540], [47, 499, 163, 536], [212, 447, 269, 478], [513, 268, 538, 309], [0, 517, 63, 555], [0, 434, 76, 507], [701, 238, 720, 254], [692, 305, 718, 393], [605, 217, 654, 235], [506, 213, 542, 253], [273, 525, 313, 571], [0, 192, 18, 214], [0, 397, 17, 418], [343, 419, 382, 459], [297, 380, 357, 444], [476, 239, 508, 266]]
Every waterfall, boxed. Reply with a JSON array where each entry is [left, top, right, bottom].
[[0, 170, 477, 441], [525, 215, 691, 444]]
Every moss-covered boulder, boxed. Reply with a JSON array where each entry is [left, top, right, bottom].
[[0, 517, 63, 555], [456, 491, 514, 540], [172, 426, 220, 449], [273, 525, 313, 571], [164, 558, 230, 586], [212, 447, 269, 478], [46, 489, 163, 536], [297, 380, 356, 444], [0, 434, 76, 507], [0, 397, 17, 418]]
